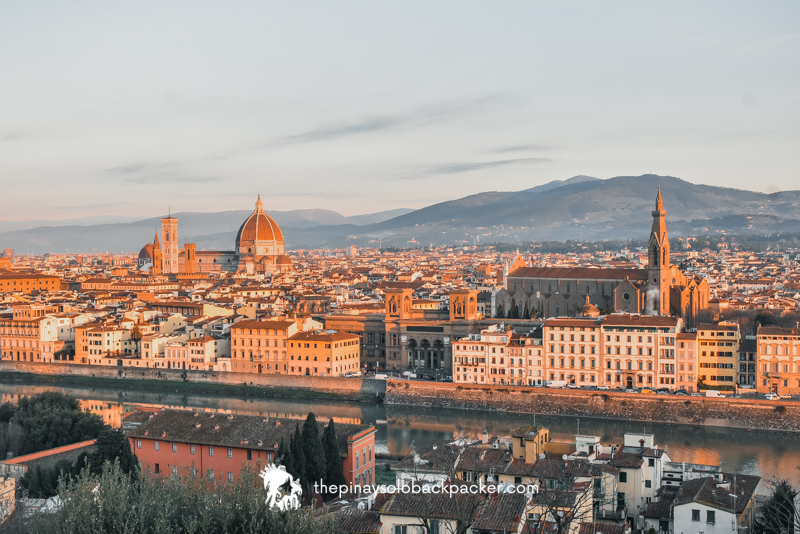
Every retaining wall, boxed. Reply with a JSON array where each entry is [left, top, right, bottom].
[[384, 380, 800, 432], [0, 361, 386, 398]]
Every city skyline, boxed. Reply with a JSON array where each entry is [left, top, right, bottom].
[[2, 1, 799, 220]]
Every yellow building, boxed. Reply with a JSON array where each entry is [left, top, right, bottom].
[[75, 324, 133, 364], [757, 326, 800, 396], [287, 330, 361, 376], [0, 304, 67, 362], [230, 319, 296, 373], [0, 272, 61, 294], [697, 322, 740, 390], [511, 425, 550, 464]]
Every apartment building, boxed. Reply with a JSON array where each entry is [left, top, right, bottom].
[[676, 332, 698, 392], [75, 324, 135, 365], [738, 336, 757, 387], [696, 322, 740, 389], [0, 305, 66, 363], [163, 336, 225, 371], [452, 325, 543, 386], [140, 332, 189, 368], [756, 325, 800, 396], [230, 320, 297, 373], [543, 317, 602, 386], [287, 330, 361, 376], [602, 315, 682, 390]]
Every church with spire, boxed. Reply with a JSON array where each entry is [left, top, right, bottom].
[[495, 188, 709, 326], [136, 195, 294, 277]]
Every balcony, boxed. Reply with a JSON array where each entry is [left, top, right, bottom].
[[595, 509, 625, 520]]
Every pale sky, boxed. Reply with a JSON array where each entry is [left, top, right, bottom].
[[1, 1, 798, 220]]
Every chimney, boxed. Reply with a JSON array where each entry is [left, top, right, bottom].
[[162, 431, 167, 437], [195, 423, 201, 429]]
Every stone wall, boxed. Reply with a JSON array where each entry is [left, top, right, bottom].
[[384, 380, 800, 432], [0, 361, 386, 398]]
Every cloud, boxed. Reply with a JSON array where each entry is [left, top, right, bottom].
[[1, 132, 23, 142], [490, 144, 554, 153], [427, 157, 552, 175], [106, 162, 220, 184], [280, 117, 402, 144]]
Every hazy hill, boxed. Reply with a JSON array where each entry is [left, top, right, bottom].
[[3, 175, 800, 254]]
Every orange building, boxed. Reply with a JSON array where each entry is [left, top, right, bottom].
[[757, 325, 800, 396], [230, 320, 297, 373], [0, 272, 61, 294], [0, 305, 66, 362], [287, 330, 361, 377], [127, 409, 376, 487]]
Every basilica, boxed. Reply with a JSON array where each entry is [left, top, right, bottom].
[[494, 188, 710, 326], [137, 195, 293, 276]]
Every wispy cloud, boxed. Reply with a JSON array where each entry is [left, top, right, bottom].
[[490, 144, 554, 153], [281, 117, 402, 143], [397, 157, 551, 180], [428, 157, 551, 175], [106, 162, 220, 184], [1, 132, 23, 142]]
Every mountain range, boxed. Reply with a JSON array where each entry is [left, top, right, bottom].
[[3, 174, 800, 255]]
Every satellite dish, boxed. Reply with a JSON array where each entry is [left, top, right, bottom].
[[539, 453, 546, 460], [562, 454, 568, 461]]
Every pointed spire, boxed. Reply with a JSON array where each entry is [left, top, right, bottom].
[[255, 194, 264, 213], [153, 230, 161, 249], [656, 186, 663, 211]]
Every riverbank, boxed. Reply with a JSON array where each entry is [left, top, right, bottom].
[[383, 379, 800, 432]]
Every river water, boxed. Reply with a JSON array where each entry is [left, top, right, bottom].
[[3, 382, 798, 492]]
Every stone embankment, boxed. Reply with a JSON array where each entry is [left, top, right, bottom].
[[383, 380, 800, 432], [2, 362, 798, 432], [0, 361, 386, 399]]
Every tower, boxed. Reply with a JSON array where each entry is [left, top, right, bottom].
[[161, 215, 179, 274], [184, 243, 197, 274], [151, 231, 162, 277], [647, 187, 671, 315]]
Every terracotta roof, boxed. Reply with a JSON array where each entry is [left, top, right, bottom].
[[472, 492, 527, 532], [3, 439, 97, 465], [335, 508, 381, 534], [508, 267, 648, 281]]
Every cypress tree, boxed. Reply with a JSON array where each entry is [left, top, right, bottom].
[[301, 413, 326, 497], [510, 297, 518, 318], [321, 418, 346, 501], [495, 303, 504, 319], [523, 301, 530, 319], [290, 422, 306, 482]]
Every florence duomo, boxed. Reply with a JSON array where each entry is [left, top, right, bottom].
[[137, 195, 294, 277]]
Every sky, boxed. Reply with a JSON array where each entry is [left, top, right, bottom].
[[1, 1, 799, 220]]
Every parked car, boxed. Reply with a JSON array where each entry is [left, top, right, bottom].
[[674, 390, 688, 396], [779, 394, 794, 400], [596, 385, 609, 390], [566, 383, 580, 389], [690, 392, 702, 397], [765, 393, 780, 401], [625, 388, 638, 393], [640, 388, 655, 395], [705, 390, 724, 398], [547, 380, 567, 389], [656, 388, 670, 394]]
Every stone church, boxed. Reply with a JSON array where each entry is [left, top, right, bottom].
[[494, 188, 709, 326]]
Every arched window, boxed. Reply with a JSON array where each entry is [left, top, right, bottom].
[[555, 304, 560, 315]]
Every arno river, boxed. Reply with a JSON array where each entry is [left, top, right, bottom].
[[3, 382, 798, 492]]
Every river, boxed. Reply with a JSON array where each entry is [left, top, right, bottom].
[[3, 382, 798, 492]]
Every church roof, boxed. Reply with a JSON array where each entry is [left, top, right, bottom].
[[235, 195, 284, 245], [507, 266, 648, 281]]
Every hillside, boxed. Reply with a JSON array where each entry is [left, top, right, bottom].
[[3, 175, 800, 254]]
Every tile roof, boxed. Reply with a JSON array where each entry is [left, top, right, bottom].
[[471, 492, 527, 532], [334, 508, 382, 534], [508, 267, 649, 281]]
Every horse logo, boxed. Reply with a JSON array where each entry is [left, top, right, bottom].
[[259, 464, 302, 511]]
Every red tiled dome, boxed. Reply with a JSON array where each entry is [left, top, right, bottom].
[[138, 243, 154, 260], [235, 195, 284, 248]]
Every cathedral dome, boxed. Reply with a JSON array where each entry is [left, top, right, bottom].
[[235, 195, 285, 257], [138, 243, 154, 260]]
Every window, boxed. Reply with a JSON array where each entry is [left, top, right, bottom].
[[645, 480, 651, 488], [154, 440, 159, 451], [136, 439, 141, 449], [707, 510, 716, 524], [247, 450, 252, 461], [209, 469, 214, 480], [619, 472, 627, 483], [190, 444, 195, 455], [649, 458, 655, 467], [430, 520, 440, 534], [692, 509, 701, 521], [172, 465, 178, 476], [154, 463, 160, 474], [228, 472, 234, 482], [209, 446, 214, 457], [228, 448, 233, 459], [394, 527, 407, 534]]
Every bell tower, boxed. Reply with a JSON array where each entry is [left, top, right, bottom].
[[151, 231, 162, 277], [647, 187, 671, 315]]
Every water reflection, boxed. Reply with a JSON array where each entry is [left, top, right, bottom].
[[2, 382, 798, 491]]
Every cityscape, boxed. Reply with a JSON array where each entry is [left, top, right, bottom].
[[1, 2, 799, 534]]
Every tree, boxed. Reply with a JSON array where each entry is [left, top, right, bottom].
[[129, 326, 143, 356], [510, 297, 518, 319], [87, 428, 139, 477], [6, 461, 340, 534], [755, 310, 778, 328], [523, 461, 600, 534], [301, 413, 326, 501], [495, 302, 505, 319], [321, 418, 346, 501], [754, 479, 799, 534], [523, 301, 531, 320], [290, 422, 306, 483], [12, 392, 105, 455]]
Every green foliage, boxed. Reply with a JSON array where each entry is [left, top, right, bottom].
[[301, 413, 326, 499], [509, 297, 518, 319], [12, 461, 341, 534], [290, 423, 306, 484], [12, 392, 106, 455], [0, 402, 15, 423], [754, 479, 798, 534], [88, 427, 139, 477], [494, 303, 504, 319], [19, 460, 75, 499], [321, 419, 346, 501], [755, 310, 778, 328], [522, 301, 530, 320]]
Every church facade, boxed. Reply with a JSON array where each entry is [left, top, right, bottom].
[[137, 196, 293, 276], [494, 189, 709, 326]]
